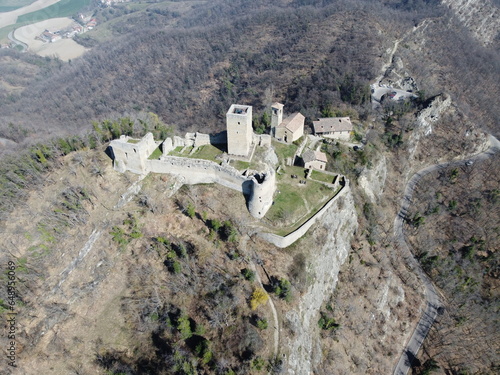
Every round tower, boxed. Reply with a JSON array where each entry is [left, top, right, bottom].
[[248, 168, 276, 219]]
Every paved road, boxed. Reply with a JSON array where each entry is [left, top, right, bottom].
[[393, 135, 500, 375], [371, 85, 417, 109], [7, 30, 28, 52]]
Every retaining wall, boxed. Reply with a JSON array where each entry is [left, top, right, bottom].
[[258, 180, 350, 248]]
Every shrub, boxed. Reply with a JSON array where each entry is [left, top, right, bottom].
[[241, 268, 256, 282], [256, 318, 268, 330], [251, 357, 266, 370], [195, 338, 212, 365], [318, 313, 339, 330], [177, 313, 192, 339], [271, 277, 292, 302], [222, 220, 238, 242], [250, 288, 268, 310], [210, 218, 222, 232], [186, 203, 196, 219]]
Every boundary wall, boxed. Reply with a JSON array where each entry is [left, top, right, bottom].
[[258, 179, 349, 248]]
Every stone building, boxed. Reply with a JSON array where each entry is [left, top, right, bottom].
[[271, 102, 284, 136], [226, 104, 253, 157], [312, 117, 353, 140], [109, 133, 158, 174], [272, 102, 305, 143], [302, 150, 327, 170]]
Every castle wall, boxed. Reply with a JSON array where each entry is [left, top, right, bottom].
[[147, 157, 250, 194], [258, 179, 349, 248]]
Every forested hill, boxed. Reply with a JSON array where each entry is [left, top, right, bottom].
[[0, 0, 498, 144]]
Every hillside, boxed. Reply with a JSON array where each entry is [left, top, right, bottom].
[[0, 0, 499, 374]]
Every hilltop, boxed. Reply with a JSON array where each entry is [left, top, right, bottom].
[[0, 1, 499, 374]]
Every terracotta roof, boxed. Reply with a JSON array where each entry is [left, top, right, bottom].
[[302, 150, 327, 163], [278, 112, 305, 133], [272, 102, 284, 110], [313, 117, 352, 134]]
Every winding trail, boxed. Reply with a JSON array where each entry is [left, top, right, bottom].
[[393, 135, 500, 374]]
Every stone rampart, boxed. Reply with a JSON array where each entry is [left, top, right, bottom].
[[147, 156, 249, 194], [258, 179, 349, 248]]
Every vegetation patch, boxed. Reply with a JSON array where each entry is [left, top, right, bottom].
[[230, 159, 250, 171], [148, 146, 162, 160], [272, 140, 298, 165], [189, 144, 224, 162], [17, 0, 92, 24], [265, 165, 338, 235], [0, 0, 35, 12], [310, 170, 336, 184]]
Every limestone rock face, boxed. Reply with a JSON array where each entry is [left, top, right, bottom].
[[358, 154, 387, 204], [284, 190, 358, 374], [441, 0, 500, 46], [417, 93, 452, 136]]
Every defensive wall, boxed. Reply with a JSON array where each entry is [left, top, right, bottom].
[[147, 156, 250, 194], [258, 178, 349, 248]]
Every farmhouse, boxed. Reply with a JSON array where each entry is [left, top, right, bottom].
[[302, 150, 327, 171], [313, 117, 353, 140], [271, 102, 305, 143]]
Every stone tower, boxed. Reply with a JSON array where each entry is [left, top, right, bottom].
[[271, 102, 284, 137], [248, 168, 276, 219], [226, 104, 253, 157]]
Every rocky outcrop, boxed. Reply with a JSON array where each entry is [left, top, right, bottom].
[[416, 94, 452, 136], [358, 155, 387, 204], [442, 0, 500, 46], [284, 189, 357, 374]]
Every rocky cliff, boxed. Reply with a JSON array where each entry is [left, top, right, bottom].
[[284, 190, 358, 374], [441, 0, 500, 46]]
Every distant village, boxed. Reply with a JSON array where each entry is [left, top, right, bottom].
[[0, 0, 129, 49], [35, 15, 97, 44]]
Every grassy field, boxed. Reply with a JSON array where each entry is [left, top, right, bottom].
[[168, 144, 223, 162], [310, 170, 336, 184], [265, 165, 338, 235], [16, 0, 90, 24], [148, 146, 162, 160], [230, 160, 250, 171], [272, 140, 298, 165], [0, 0, 36, 12]]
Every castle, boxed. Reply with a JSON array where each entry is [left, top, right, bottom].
[[109, 104, 276, 219], [109, 103, 349, 247]]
